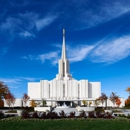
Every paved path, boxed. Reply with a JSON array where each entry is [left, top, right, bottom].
[[121, 109, 130, 116], [53, 107, 79, 116]]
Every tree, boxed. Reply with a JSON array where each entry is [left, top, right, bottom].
[[98, 93, 108, 107], [109, 92, 119, 107], [116, 98, 122, 107], [82, 100, 88, 106], [0, 82, 9, 100], [0, 99, 4, 107], [11, 95, 16, 111], [22, 93, 30, 107], [5, 92, 15, 110], [125, 97, 130, 107], [30, 100, 37, 107], [93, 99, 100, 107], [126, 87, 130, 97], [42, 99, 46, 107], [89, 101, 92, 107]]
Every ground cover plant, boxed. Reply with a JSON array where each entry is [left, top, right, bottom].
[[4, 110, 17, 113], [1, 117, 130, 130]]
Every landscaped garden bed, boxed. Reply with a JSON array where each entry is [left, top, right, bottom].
[[1, 109, 130, 130], [0, 117, 130, 130]]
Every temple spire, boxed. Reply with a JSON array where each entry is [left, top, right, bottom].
[[61, 29, 66, 60], [56, 29, 72, 80]]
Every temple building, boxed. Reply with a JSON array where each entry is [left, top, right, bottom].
[[28, 29, 101, 107]]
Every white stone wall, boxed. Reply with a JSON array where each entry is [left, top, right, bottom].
[[52, 79, 57, 99], [80, 80, 88, 99], [67, 80, 72, 98], [4, 98, 22, 107], [41, 80, 49, 99], [28, 82, 41, 99], [28, 80, 101, 101], [71, 80, 78, 98], [89, 82, 101, 98]]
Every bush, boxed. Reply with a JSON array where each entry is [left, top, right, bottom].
[[32, 112, 39, 118], [41, 112, 46, 119], [88, 111, 95, 118], [79, 111, 86, 118], [69, 112, 75, 118], [47, 112, 58, 119], [95, 107, 104, 113], [59, 110, 66, 118], [22, 110, 28, 119], [96, 111, 104, 118], [22, 107, 34, 112], [104, 112, 113, 119], [0, 111, 4, 119]]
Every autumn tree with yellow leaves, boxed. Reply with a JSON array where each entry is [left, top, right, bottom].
[[82, 100, 88, 106], [126, 87, 130, 96], [30, 100, 37, 107]]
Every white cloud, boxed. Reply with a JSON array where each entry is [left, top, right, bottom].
[[35, 15, 58, 31], [21, 55, 34, 60], [37, 52, 60, 65], [0, 78, 21, 84], [0, 17, 22, 32], [68, 45, 94, 62], [22, 44, 94, 65], [91, 35, 130, 63], [75, 1, 130, 29], [0, 77, 41, 89], [19, 31, 35, 38], [22, 51, 60, 65], [22, 33, 130, 65], [0, 12, 58, 38], [19, 77, 41, 81]]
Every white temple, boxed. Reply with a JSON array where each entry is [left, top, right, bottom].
[[4, 29, 125, 108], [28, 29, 101, 107]]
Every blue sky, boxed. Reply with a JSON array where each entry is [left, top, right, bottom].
[[0, 0, 130, 99]]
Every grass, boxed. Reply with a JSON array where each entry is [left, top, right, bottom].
[[0, 118, 130, 130], [4, 110, 17, 113]]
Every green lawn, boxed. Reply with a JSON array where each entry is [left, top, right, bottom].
[[0, 119, 130, 130]]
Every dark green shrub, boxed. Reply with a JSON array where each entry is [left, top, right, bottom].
[[59, 110, 66, 118], [79, 111, 86, 118], [0, 111, 4, 119], [22, 110, 28, 119], [88, 111, 95, 118], [41, 112, 46, 119], [96, 111, 104, 118], [32, 112, 39, 118], [69, 111, 75, 118], [95, 107, 104, 113], [22, 107, 34, 112]]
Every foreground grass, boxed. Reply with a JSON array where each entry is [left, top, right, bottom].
[[0, 118, 130, 130]]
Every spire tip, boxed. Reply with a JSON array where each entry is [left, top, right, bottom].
[[63, 29, 65, 36]]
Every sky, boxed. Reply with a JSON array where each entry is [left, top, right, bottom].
[[0, 0, 130, 99]]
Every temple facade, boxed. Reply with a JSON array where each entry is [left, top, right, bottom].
[[28, 29, 101, 107]]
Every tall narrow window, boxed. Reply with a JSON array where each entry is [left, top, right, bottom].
[[63, 62, 65, 77], [78, 84, 80, 98], [49, 84, 50, 99], [63, 84, 65, 98]]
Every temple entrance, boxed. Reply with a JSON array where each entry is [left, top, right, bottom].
[[57, 101, 71, 106]]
